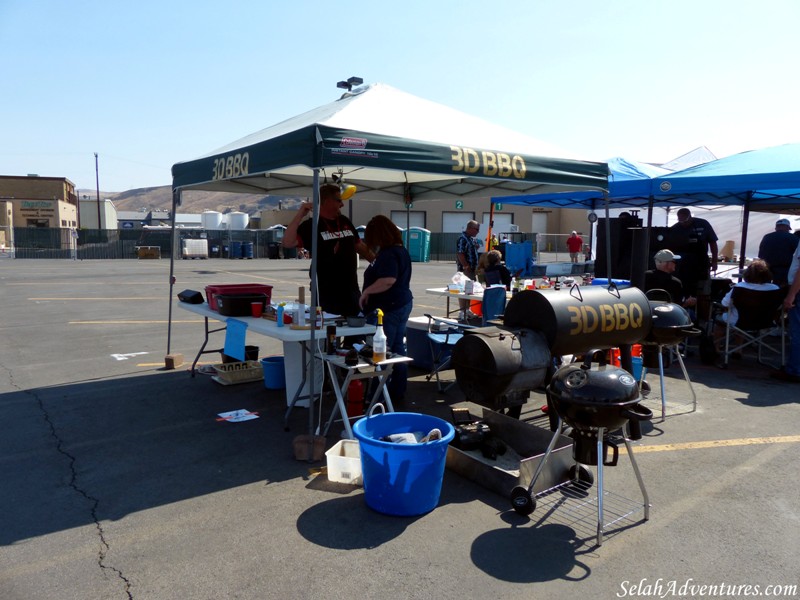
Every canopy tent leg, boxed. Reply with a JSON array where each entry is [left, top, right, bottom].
[[166, 187, 181, 365], [737, 195, 752, 276]]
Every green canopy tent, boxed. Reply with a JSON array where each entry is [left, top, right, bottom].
[[168, 83, 608, 433]]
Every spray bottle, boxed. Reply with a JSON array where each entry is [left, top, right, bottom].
[[372, 308, 387, 364]]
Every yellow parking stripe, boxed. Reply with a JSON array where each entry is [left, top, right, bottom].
[[632, 435, 800, 453], [69, 320, 204, 324]]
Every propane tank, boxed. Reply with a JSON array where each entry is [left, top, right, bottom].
[[347, 379, 364, 418], [372, 309, 387, 363]]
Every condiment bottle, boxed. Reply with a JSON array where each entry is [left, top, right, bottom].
[[372, 308, 387, 364], [276, 303, 285, 327]]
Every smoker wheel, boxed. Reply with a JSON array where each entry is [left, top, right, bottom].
[[510, 486, 536, 516], [569, 464, 594, 487]]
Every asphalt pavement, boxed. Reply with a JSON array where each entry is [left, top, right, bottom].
[[0, 257, 798, 600]]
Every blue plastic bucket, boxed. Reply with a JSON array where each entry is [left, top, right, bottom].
[[353, 411, 455, 516], [260, 356, 285, 389]]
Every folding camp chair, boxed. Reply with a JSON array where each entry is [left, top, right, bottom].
[[424, 286, 507, 392], [715, 287, 785, 369]]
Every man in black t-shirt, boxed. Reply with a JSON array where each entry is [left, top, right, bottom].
[[669, 208, 719, 295], [283, 184, 374, 316], [758, 218, 799, 286]]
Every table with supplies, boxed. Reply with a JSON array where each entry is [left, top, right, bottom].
[[320, 353, 414, 440], [177, 301, 376, 435], [425, 286, 513, 319]]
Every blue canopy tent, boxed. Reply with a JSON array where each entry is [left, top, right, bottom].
[[649, 143, 800, 269], [495, 145, 800, 278], [491, 157, 672, 280]]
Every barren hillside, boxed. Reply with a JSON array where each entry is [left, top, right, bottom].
[[79, 186, 303, 214]]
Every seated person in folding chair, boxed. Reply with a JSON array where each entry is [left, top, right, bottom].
[[643, 249, 697, 311], [483, 249, 513, 290], [643, 248, 698, 371], [715, 259, 778, 356]]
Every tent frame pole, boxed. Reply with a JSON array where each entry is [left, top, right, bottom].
[[306, 169, 321, 451], [166, 187, 180, 357], [738, 194, 752, 276]]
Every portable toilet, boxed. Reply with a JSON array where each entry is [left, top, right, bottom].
[[405, 227, 430, 262]]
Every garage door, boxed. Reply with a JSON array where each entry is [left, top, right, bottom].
[[482, 212, 512, 234], [443, 211, 475, 233], [390, 210, 426, 229]]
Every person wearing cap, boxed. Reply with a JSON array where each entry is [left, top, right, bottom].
[[283, 183, 375, 316], [758, 218, 799, 286], [456, 220, 481, 320], [566, 231, 583, 263], [644, 249, 697, 309], [669, 208, 719, 296]]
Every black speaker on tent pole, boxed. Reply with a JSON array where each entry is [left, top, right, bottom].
[[594, 215, 642, 280]]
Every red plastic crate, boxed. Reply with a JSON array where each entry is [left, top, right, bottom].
[[205, 284, 273, 311]]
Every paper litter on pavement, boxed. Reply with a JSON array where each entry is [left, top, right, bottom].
[[217, 409, 259, 423]]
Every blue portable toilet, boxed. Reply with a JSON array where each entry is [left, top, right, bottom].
[[404, 227, 430, 262]]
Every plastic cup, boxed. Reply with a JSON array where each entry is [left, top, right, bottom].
[[251, 302, 263, 318]]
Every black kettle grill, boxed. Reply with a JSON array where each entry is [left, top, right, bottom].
[[510, 350, 652, 546], [547, 351, 653, 465], [641, 300, 702, 368]]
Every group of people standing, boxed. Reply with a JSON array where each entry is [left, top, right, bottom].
[[283, 183, 413, 400]]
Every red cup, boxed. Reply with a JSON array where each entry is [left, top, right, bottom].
[[251, 302, 263, 318]]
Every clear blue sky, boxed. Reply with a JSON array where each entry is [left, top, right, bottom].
[[2, 0, 799, 192]]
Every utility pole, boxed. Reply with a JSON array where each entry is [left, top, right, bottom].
[[94, 152, 101, 230]]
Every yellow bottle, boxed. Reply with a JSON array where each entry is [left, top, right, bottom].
[[372, 308, 387, 364]]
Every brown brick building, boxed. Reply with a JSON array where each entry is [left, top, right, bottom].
[[0, 175, 79, 229]]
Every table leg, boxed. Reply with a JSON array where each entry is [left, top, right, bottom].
[[283, 341, 312, 430], [322, 361, 353, 439], [189, 316, 226, 377], [367, 364, 395, 413]]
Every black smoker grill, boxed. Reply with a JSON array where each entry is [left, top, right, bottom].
[[451, 284, 674, 545], [453, 285, 654, 414]]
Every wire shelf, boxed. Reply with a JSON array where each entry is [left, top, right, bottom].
[[533, 479, 649, 545]]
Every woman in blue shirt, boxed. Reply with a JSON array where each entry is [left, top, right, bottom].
[[359, 215, 413, 400]]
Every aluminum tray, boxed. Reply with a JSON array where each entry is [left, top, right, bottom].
[[446, 409, 573, 498]]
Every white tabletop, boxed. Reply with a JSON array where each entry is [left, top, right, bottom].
[[425, 286, 511, 301], [176, 302, 376, 342], [322, 352, 414, 370], [425, 287, 485, 301]]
